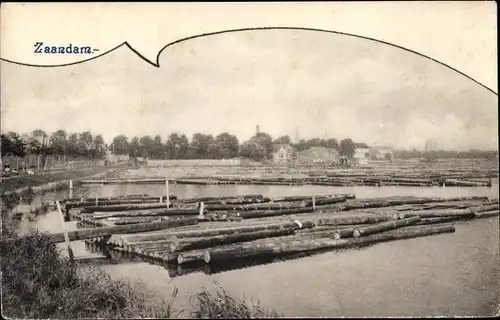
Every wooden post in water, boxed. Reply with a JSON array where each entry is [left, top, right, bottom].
[[312, 193, 316, 212], [69, 180, 74, 199], [159, 196, 163, 203], [199, 201, 205, 219], [165, 178, 170, 207], [95, 195, 98, 206], [56, 201, 74, 263]]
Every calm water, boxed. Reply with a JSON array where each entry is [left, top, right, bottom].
[[18, 182, 500, 317]]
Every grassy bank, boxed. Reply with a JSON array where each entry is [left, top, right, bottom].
[[0, 229, 282, 319], [0, 167, 124, 195]]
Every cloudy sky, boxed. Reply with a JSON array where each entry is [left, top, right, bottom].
[[1, 29, 497, 150]]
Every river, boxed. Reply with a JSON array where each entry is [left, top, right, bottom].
[[16, 182, 500, 317]]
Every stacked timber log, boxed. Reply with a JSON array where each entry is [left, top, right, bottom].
[[78, 162, 498, 188], [34, 191, 497, 277]]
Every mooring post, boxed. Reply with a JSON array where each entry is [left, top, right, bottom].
[[165, 178, 170, 207], [199, 201, 205, 219], [69, 180, 74, 199], [312, 194, 316, 212], [95, 194, 98, 206], [56, 200, 74, 263], [159, 196, 163, 203]]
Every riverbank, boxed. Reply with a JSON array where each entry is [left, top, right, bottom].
[[0, 228, 282, 319], [0, 168, 283, 319], [0, 166, 125, 196]]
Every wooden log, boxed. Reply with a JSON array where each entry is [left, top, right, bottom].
[[61, 194, 154, 203], [170, 228, 295, 252], [81, 178, 168, 184], [112, 217, 162, 225], [204, 201, 307, 211], [179, 194, 264, 204], [202, 224, 456, 264], [444, 179, 489, 187], [177, 251, 207, 265], [272, 194, 356, 202], [334, 196, 489, 213], [296, 225, 366, 240], [85, 208, 201, 218], [64, 197, 177, 209], [350, 224, 456, 246], [119, 221, 314, 247], [333, 228, 356, 240], [234, 207, 314, 219], [399, 204, 499, 219], [474, 210, 499, 218], [202, 197, 271, 205], [80, 202, 182, 213], [353, 216, 421, 238], [2, 217, 199, 244], [415, 216, 462, 225], [317, 214, 392, 226], [302, 196, 347, 207]]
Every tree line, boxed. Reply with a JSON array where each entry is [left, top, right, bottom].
[[1, 129, 360, 163], [2, 129, 497, 164], [111, 132, 362, 162], [1, 130, 106, 168]]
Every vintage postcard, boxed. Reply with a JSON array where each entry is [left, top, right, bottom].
[[1, 2, 498, 318]]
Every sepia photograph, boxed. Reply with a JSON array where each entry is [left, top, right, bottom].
[[1, 2, 498, 319]]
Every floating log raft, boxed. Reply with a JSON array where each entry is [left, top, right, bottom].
[[39, 190, 499, 275], [76, 169, 497, 187], [112, 220, 315, 249], [199, 224, 457, 264]]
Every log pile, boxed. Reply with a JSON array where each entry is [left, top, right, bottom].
[[79, 161, 498, 188]]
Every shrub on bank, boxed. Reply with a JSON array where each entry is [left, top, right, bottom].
[[1, 231, 282, 319], [0, 230, 177, 319], [190, 285, 282, 319]]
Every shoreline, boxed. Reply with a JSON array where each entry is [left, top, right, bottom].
[[1, 166, 126, 196]]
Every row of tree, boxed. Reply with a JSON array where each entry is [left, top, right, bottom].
[[1, 130, 106, 168], [1, 129, 360, 162], [2, 129, 497, 163], [111, 132, 359, 161]]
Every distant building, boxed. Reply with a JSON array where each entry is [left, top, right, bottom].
[[272, 144, 295, 164], [296, 147, 340, 165], [369, 146, 393, 161], [105, 148, 129, 163], [353, 148, 370, 165]]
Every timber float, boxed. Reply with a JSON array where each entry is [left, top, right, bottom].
[[22, 190, 497, 277]]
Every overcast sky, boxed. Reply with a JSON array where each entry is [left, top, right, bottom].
[[1, 29, 497, 150]]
